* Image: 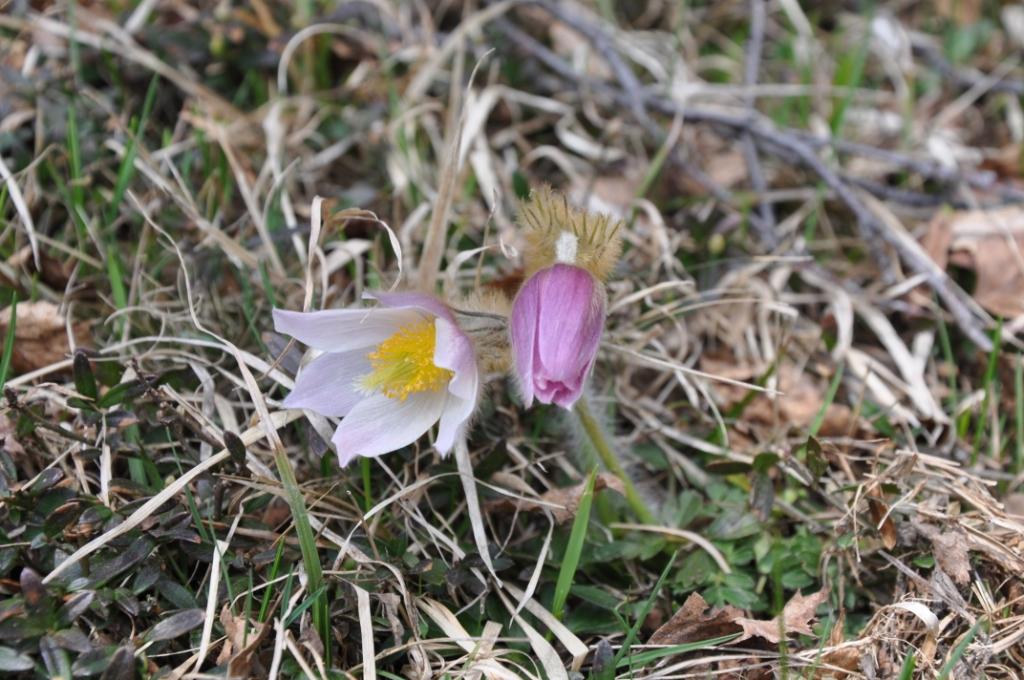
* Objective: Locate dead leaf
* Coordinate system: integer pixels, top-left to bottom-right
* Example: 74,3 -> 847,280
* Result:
569,167 -> 643,220
734,589 -> 828,644
547,22 -> 612,80
1004,493 -> 1024,518
0,413 -> 25,456
979,143 -> 1023,180
485,473 -> 624,524
932,531 -> 972,585
217,604 -> 270,678
913,522 -> 972,586
7,247 -> 72,291
819,609 -> 860,677
922,206 -> 1024,317
705,148 -> 748,189
299,611 -> 324,659
701,357 -> 856,437
867,487 -> 897,550
828,608 -> 845,647
0,301 -> 89,374
648,592 -> 744,645
935,0 -> 982,26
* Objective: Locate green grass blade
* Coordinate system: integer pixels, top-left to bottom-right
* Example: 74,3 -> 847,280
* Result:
361,456 -> 373,512
972,319 -> 1003,464
107,74 -> 160,225
611,550 -> 679,670
797,362 -> 845,460
0,292 -> 17,391
830,15 -> 872,136
937,617 -> 985,680
551,468 -> 597,621
258,538 -> 287,624
937,310 -> 958,412
898,649 -> 917,680
272,447 -> 329,662
65,102 -> 88,250
810,362 -> 845,439
1016,352 -> 1023,473
615,633 -> 740,668
105,245 -> 129,336
283,584 -> 327,627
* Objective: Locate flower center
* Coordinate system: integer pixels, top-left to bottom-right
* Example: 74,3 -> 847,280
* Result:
361,319 -> 453,400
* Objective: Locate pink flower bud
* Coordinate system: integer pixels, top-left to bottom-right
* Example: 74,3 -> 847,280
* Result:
510,264 -> 605,409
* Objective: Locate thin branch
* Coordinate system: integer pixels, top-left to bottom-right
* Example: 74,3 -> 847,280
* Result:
493,6 -> 995,350
740,0 -> 778,249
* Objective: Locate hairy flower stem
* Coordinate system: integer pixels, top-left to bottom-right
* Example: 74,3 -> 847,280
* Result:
575,397 -> 657,525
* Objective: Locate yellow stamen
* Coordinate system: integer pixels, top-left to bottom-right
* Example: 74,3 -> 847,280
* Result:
361,320 -> 453,400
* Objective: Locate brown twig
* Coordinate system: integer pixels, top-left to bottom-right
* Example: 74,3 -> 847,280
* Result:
913,40 -> 1024,96
493,5 -> 995,350
740,0 -> 778,249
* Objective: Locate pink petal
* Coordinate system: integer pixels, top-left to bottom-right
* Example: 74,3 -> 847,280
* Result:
282,350 -> 369,417
510,277 -> 539,407
364,291 -> 456,323
331,392 -> 444,466
510,264 -> 605,409
273,307 -> 419,352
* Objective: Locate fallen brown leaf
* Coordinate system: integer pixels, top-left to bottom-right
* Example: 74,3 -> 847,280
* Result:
217,604 -> 270,678
548,22 -> 612,80
734,589 -> 828,644
705,148 -> 748,189
819,609 -> 860,677
978,143 -> 1023,181
0,413 -> 25,456
0,301 -> 89,374
7,247 -> 72,291
867,487 -> 898,550
935,0 -> 982,25
914,522 -> 972,586
648,592 -> 744,646
1004,493 -> 1024,518
486,473 -> 625,524
932,531 -> 972,586
922,206 -> 1024,318
701,357 -> 857,439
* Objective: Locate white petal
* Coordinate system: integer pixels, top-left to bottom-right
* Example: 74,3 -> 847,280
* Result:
331,392 -> 444,466
364,291 -> 456,323
432,318 -> 478,455
273,307 -> 422,352
283,350 -> 370,417
433,317 -> 478,401
434,394 -> 475,455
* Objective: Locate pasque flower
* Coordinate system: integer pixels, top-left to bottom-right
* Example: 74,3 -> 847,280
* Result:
510,188 -> 622,409
274,292 -> 478,466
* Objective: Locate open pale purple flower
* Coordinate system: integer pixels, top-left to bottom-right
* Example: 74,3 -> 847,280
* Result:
510,263 -> 605,409
273,292 -> 478,466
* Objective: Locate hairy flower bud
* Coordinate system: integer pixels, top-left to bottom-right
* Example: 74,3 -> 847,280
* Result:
518,186 -> 623,281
